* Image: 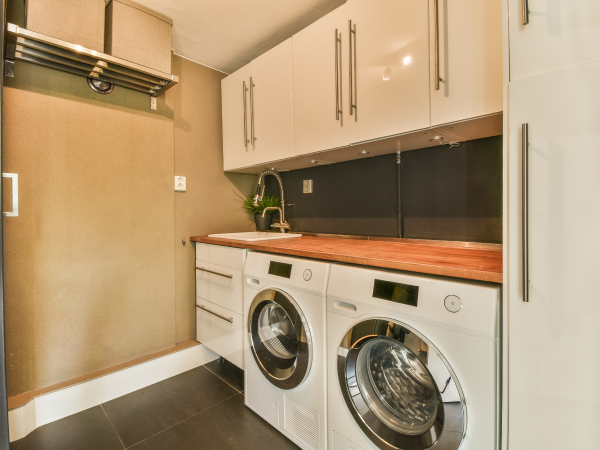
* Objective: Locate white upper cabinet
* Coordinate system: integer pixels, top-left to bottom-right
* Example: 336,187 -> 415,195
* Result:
347,0 -> 430,144
292,5 -> 349,156
251,39 -> 295,165
429,0 -> 503,126
222,64 -> 253,171
509,0 -> 600,81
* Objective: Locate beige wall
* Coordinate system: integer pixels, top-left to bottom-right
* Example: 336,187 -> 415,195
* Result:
2,55 -> 255,397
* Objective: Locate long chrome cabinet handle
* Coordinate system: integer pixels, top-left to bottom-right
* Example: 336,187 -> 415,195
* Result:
2,173 -> 18,217
523,0 -> 530,25
434,0 -> 440,90
349,20 -> 356,116
196,267 -> 233,279
250,77 -> 257,146
243,81 -> 249,149
522,124 -> 529,302
197,304 -> 234,323
335,29 -> 342,121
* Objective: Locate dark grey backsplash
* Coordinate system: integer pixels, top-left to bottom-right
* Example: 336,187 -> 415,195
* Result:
264,135 -> 503,243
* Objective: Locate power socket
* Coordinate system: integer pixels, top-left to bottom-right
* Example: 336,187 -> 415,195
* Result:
303,180 -> 313,193
175,176 -> 186,191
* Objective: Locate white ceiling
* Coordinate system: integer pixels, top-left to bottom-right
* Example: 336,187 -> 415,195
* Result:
130,0 -> 346,74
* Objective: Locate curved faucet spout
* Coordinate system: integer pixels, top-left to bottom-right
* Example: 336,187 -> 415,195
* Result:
254,170 -> 289,232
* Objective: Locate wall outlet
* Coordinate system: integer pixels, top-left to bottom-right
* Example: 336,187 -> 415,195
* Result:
175,176 -> 186,191
150,96 -> 157,110
303,180 -> 313,194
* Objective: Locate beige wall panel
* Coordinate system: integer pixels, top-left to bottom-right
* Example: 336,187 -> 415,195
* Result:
171,55 -> 257,343
3,62 -> 176,396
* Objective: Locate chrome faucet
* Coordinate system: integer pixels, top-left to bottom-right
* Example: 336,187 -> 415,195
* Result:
253,170 -> 290,233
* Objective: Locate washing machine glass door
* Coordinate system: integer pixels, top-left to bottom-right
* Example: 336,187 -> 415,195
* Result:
338,319 -> 465,450
248,288 -> 312,390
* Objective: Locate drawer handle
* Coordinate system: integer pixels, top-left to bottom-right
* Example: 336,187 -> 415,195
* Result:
197,305 -> 234,323
196,267 -> 233,279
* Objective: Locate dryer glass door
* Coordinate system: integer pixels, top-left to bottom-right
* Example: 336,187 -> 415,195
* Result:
338,319 -> 465,450
249,288 -> 312,390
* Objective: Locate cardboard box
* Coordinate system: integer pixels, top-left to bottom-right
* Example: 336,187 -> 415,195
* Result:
105,0 -> 172,74
25,0 -> 105,52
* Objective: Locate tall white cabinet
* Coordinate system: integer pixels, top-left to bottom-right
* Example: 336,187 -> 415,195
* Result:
507,60 -> 600,450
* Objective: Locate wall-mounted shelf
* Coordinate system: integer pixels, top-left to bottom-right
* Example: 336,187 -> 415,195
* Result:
4,23 -> 178,96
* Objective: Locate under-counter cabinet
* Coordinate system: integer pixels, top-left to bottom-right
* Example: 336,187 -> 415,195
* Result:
346,0 -> 430,143
429,0 -> 502,126
222,39 -> 294,171
509,0 -> 600,81
195,243 -> 247,368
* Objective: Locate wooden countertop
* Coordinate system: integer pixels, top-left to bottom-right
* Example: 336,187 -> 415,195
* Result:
190,235 -> 502,283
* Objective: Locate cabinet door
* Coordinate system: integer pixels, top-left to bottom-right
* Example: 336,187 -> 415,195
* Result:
251,39 -> 295,165
292,5 -> 349,156
222,64 -> 253,171
347,0 -> 430,144
430,0 -> 502,126
508,62 -> 600,449
509,0 -> 600,81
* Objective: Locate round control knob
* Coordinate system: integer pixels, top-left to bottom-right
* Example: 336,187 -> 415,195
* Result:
444,295 -> 462,313
303,269 -> 312,281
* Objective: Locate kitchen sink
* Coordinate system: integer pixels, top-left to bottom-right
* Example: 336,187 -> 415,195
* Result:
208,232 -> 302,241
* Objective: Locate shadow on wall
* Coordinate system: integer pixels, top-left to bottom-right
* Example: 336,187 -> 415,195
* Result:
265,135 -> 502,243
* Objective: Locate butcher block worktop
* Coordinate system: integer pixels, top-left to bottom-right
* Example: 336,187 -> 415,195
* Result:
191,235 -> 502,283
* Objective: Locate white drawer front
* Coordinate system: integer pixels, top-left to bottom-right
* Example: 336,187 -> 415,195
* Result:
195,243 -> 246,270
196,300 -> 244,369
195,262 -> 243,315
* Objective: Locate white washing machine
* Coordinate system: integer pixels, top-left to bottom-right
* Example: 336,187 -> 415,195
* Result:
244,251 -> 330,450
327,264 -> 500,450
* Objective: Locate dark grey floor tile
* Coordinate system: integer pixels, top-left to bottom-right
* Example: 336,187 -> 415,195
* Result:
102,366 -> 238,448
10,406 -> 123,450
130,394 -> 301,450
204,357 -> 244,393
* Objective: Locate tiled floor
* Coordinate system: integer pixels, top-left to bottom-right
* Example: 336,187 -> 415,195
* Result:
11,358 -> 300,450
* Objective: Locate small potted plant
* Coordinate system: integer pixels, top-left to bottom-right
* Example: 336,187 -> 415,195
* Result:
238,193 -> 282,231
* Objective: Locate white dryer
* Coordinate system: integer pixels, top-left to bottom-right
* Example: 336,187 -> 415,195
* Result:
327,264 -> 500,450
244,252 -> 330,450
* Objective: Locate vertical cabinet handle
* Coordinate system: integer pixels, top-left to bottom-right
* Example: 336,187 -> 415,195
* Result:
243,81 -> 249,150
434,0 -> 441,90
349,20 -> 356,116
250,77 -> 257,146
335,29 -> 342,122
522,124 -> 529,302
523,0 -> 530,25
2,173 -> 18,217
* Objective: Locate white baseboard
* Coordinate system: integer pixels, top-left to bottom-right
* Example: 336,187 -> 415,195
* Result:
8,343 -> 219,442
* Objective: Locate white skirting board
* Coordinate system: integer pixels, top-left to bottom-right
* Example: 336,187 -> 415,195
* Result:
8,343 -> 219,442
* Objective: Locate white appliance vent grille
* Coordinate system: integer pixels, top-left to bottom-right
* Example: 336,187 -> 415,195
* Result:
283,394 -> 320,450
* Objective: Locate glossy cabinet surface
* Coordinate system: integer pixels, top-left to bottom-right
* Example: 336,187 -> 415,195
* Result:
429,0 -> 502,126
222,64 -> 253,171
508,62 -> 600,449
251,39 -> 295,165
509,0 -> 600,81
292,5 -> 349,156
347,0 -> 430,143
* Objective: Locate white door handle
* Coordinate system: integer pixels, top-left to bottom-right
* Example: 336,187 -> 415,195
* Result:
2,173 -> 18,217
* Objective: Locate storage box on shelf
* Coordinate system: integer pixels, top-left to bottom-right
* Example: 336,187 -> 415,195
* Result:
25,0 -> 105,52
195,243 -> 248,369
105,0 -> 173,74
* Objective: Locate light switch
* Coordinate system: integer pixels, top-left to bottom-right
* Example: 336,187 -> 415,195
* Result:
175,176 -> 186,191
151,96 -> 157,110
303,180 -> 313,194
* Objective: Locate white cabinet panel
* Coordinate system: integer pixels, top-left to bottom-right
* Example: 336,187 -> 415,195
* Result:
195,243 -> 246,271
292,5 -> 349,156
508,62 -> 600,450
195,262 -> 243,315
196,300 -> 244,369
430,0 -> 502,126
251,39 -> 295,165
347,0 -> 430,143
222,64 -> 253,171
509,0 -> 600,81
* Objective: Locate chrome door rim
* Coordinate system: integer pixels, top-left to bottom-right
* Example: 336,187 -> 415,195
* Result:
337,318 -> 466,450
248,288 -> 312,390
